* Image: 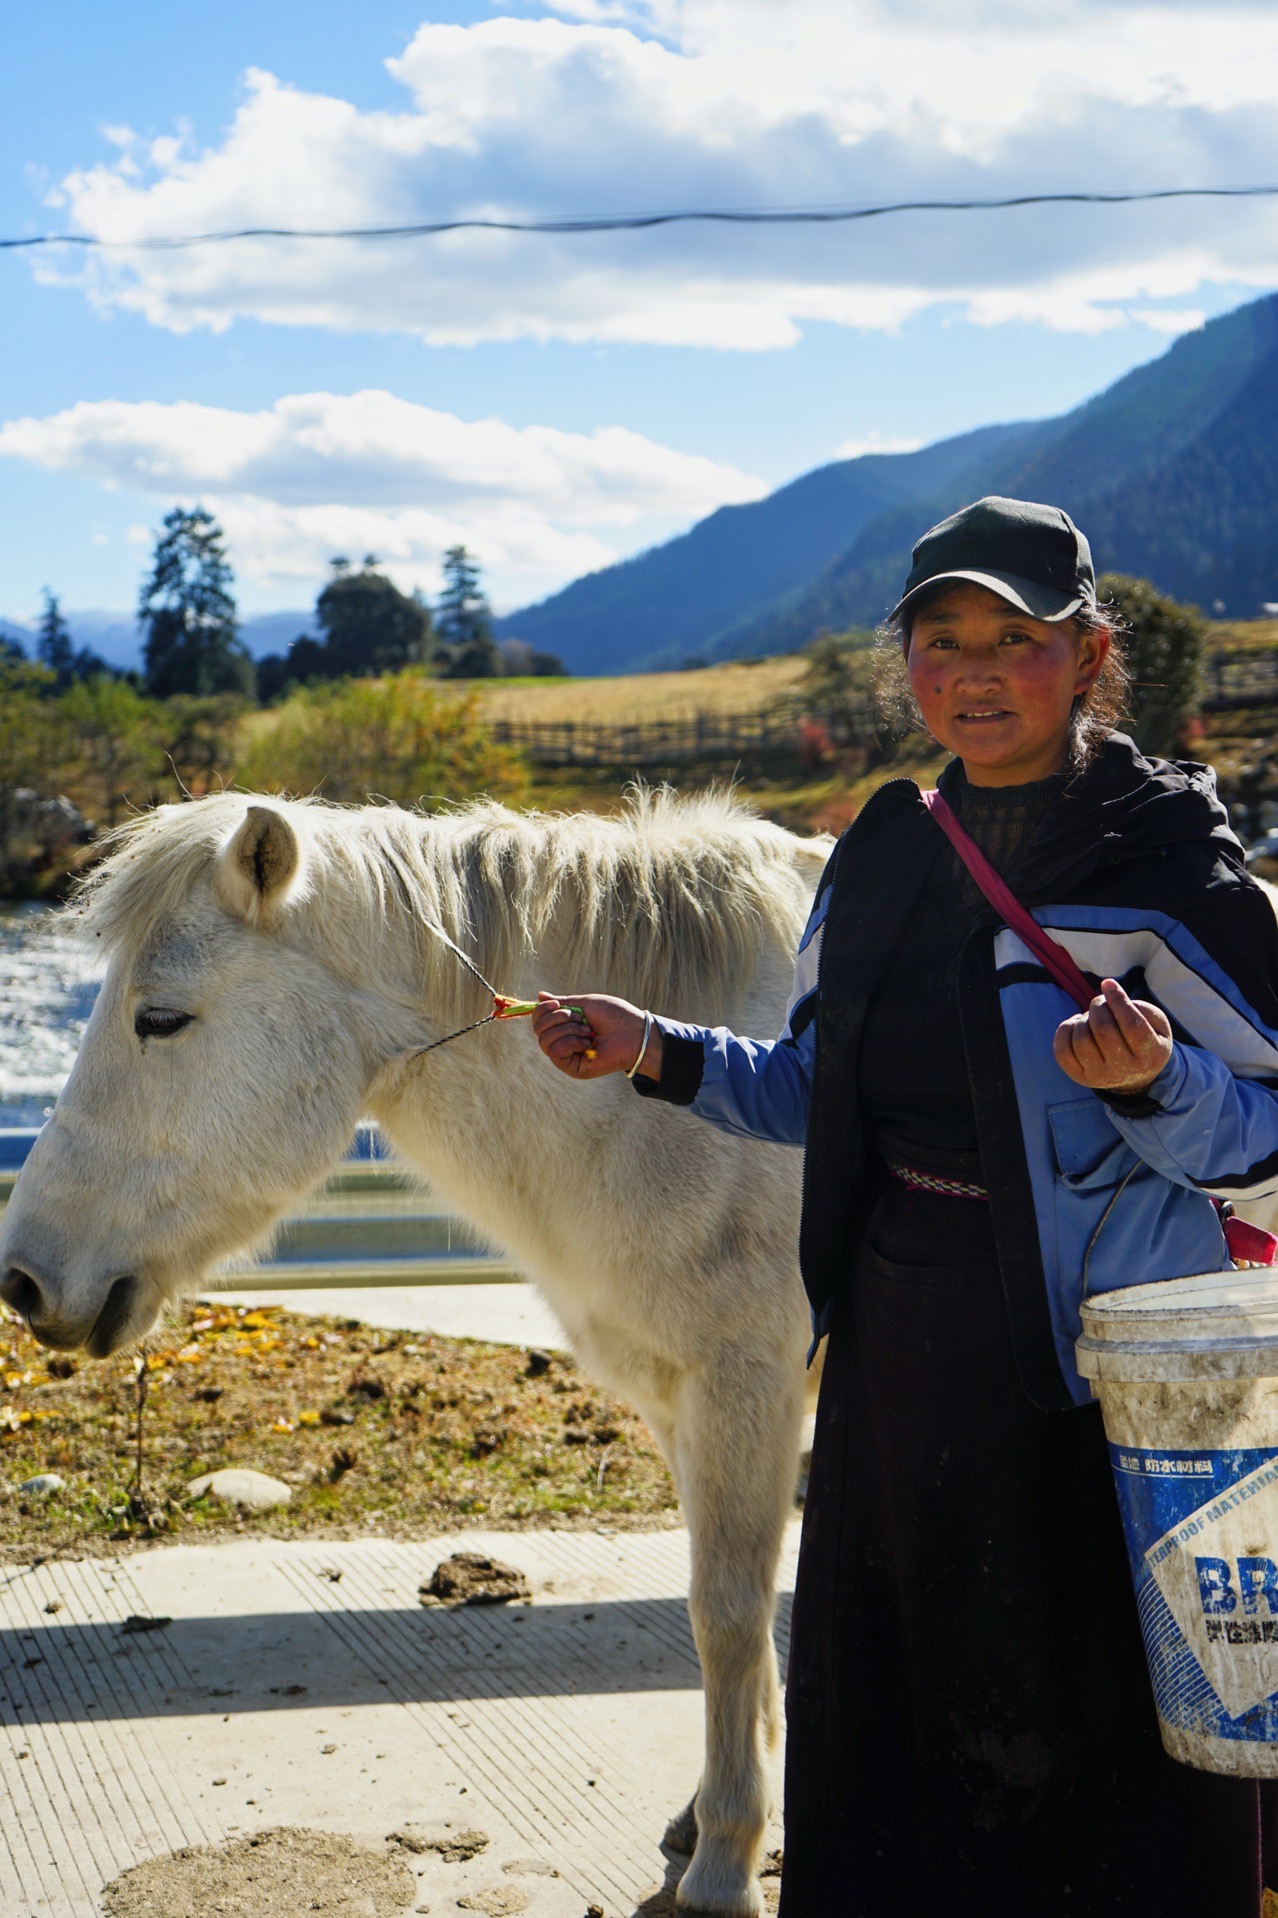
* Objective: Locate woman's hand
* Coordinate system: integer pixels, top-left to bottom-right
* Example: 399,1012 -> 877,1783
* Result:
1052,978 -> 1174,1095
531,992 -> 663,1082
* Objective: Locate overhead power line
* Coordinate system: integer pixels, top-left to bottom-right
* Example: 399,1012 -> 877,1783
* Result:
3,183 -> 1278,252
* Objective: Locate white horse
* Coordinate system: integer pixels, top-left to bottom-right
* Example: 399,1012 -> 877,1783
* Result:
1,789 -> 829,1917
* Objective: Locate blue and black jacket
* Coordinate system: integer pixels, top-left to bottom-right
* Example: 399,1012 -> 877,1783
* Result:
638,733 -> 1278,1411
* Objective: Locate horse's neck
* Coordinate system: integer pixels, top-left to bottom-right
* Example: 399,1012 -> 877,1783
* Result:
349,837 -> 577,1178
315,823 -> 502,1026
368,996 -> 596,1260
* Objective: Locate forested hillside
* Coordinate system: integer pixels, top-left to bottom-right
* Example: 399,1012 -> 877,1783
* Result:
501,293 -> 1278,671
496,423 -> 1037,672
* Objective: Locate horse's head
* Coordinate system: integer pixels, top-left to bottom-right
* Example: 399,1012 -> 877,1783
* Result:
1,801 -> 386,1354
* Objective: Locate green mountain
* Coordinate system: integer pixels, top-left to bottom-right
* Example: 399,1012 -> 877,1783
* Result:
500,293 -> 1278,672
497,421 -> 1038,672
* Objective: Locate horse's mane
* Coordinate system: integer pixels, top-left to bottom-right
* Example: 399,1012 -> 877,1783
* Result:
78,789 -> 828,1024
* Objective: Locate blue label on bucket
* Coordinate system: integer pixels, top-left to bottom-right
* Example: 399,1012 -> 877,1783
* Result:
1110,1443 -> 1278,1744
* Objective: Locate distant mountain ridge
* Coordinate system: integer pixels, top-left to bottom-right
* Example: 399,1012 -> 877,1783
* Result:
0,609 -> 314,672
500,293 -> 1278,672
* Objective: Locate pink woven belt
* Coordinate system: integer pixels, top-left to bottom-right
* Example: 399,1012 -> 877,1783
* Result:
885,1160 -> 989,1202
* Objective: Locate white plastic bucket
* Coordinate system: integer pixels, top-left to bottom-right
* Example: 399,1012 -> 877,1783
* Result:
1077,1269 -> 1278,1777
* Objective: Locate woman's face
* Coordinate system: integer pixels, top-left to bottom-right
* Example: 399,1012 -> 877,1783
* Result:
906,581 -> 1108,786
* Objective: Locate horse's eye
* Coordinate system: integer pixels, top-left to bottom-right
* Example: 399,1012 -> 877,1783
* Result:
134,1008 -> 194,1040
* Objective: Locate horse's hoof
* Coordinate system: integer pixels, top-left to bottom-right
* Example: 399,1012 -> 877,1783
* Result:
675,1847 -> 764,1917
663,1798 -> 699,1856
674,1881 -> 763,1918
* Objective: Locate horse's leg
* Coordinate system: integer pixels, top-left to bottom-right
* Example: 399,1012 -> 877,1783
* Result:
604,1391 -> 706,1858
671,1352 -> 803,1917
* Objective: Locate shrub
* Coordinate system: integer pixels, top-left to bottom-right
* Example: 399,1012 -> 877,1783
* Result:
0,657 -> 68,887
60,675 -> 165,828
1096,573 -> 1207,759
160,693 -> 249,797
234,671 -> 527,808
791,630 -> 878,747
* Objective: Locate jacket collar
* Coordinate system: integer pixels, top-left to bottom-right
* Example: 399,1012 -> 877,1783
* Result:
871,732 -> 1243,903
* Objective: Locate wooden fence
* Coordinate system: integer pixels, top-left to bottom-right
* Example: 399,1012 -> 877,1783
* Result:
487,708 -> 819,767
486,648 -> 1278,769
1201,648 -> 1278,711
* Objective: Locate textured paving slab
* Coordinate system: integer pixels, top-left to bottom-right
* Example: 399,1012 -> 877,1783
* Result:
0,1524 -> 798,1917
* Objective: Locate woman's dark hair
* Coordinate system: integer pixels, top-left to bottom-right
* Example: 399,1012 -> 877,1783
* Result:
873,586 -> 1131,768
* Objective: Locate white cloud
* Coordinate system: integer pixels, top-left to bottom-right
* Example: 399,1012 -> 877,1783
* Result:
1129,305 -> 1206,334
0,390 -> 765,605
34,6 -> 1278,348
833,431 -> 923,459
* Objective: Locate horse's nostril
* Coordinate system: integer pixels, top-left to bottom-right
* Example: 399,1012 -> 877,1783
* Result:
0,1266 -> 44,1324
86,1275 -> 140,1359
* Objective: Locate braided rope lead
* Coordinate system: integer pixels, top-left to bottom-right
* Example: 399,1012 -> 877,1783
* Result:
407,918 -> 598,1064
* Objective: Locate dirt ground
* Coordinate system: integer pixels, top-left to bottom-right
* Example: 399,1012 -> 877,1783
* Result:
98,1826 -> 782,1918
101,1828 -> 418,1917
0,1301 -> 678,1555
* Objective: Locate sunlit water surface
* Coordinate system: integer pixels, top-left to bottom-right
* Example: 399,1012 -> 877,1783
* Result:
0,904 -> 103,1129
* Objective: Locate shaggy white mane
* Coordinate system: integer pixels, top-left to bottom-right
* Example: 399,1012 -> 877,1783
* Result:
77,788 -> 828,1024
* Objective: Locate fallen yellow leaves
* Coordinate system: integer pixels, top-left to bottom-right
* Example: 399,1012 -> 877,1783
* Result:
0,1407 -> 50,1432
0,1299 -> 678,1545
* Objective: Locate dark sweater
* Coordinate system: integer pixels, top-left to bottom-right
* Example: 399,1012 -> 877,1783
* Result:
856,767 -> 1066,1179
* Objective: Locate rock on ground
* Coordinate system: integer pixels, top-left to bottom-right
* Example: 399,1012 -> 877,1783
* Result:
18,1474 -> 65,1496
502,1857 -> 558,1878
456,1890 -> 529,1916
419,1553 -> 530,1607
387,1826 -> 489,1862
187,1468 -> 293,1511
100,1826 -> 415,1917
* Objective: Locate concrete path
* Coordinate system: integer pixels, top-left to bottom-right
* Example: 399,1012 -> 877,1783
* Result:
0,1523 -> 798,1917
201,1281 -> 568,1350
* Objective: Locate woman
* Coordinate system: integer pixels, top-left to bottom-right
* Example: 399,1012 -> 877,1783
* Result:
533,495 -> 1278,1914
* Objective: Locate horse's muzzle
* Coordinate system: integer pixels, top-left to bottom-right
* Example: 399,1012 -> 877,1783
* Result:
0,1265 -> 145,1357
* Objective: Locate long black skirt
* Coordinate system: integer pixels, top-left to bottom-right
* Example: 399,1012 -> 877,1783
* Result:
778,1182 -> 1275,1916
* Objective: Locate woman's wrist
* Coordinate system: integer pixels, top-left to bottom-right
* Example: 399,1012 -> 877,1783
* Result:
633,1018 -> 663,1082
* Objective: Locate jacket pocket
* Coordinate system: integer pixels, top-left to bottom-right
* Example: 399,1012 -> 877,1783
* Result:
1048,1097 -> 1138,1191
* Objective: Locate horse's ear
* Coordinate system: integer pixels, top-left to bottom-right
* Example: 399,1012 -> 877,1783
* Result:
215,805 -> 302,924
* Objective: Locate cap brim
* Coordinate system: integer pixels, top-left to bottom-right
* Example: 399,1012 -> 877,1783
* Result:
890,568 -> 1085,625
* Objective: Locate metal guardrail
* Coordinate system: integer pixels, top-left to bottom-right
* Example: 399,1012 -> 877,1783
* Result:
0,1124 -> 522,1291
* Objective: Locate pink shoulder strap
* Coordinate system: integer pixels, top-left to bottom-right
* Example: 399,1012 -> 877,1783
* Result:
922,788 -> 1277,1266
922,788 -> 1094,1010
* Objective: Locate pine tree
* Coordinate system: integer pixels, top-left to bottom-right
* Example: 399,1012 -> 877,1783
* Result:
435,545 -> 500,678
139,507 -> 253,699
37,588 -> 75,688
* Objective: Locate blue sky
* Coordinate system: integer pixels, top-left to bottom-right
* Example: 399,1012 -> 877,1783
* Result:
3,0 -> 1277,631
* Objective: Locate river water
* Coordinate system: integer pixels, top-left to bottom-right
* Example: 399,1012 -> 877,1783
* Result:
0,904 -> 102,1129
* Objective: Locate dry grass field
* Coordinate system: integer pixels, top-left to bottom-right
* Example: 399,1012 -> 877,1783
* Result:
0,1300 -> 678,1555
1207,616 -> 1278,653
473,654 -> 806,723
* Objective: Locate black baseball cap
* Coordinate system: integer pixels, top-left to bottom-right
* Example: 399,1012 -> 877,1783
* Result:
890,495 -> 1096,626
